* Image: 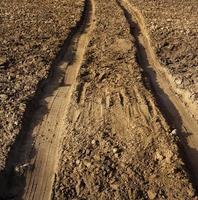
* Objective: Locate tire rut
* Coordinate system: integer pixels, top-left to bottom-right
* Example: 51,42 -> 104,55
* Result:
117,0 -> 198,189
0,0 -> 95,199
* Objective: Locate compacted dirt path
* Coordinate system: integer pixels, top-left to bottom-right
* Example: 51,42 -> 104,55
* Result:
52,0 -> 196,199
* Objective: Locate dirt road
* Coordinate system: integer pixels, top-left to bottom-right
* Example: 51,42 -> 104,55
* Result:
0,0 -> 197,199
52,0 -> 197,199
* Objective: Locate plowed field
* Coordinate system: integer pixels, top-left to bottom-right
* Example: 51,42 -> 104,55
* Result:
0,0 -> 197,199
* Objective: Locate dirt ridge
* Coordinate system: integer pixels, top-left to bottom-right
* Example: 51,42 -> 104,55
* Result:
118,0 -> 198,189
124,0 -> 198,123
0,0 -> 95,199
0,0 -> 197,199
52,0 -> 196,198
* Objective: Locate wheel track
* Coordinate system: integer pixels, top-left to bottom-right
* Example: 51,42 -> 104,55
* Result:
51,0 -> 197,198
23,0 -> 95,199
0,0 -> 95,199
117,0 -> 198,188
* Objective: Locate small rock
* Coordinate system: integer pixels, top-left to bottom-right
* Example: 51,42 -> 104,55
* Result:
19,103 -> 26,111
114,153 -> 119,158
76,159 -> 81,165
15,83 -> 21,90
170,129 -> 177,136
83,160 -> 91,168
0,65 -> 6,69
0,56 -> 7,66
155,152 -> 164,161
86,149 -> 91,156
93,154 -> 100,161
147,190 -> 157,199
113,147 -> 118,154
175,78 -> 183,85
0,94 -> 8,100
15,163 -> 32,175
164,150 -> 174,163
91,139 -> 96,145
187,187 -> 195,197
110,182 -> 119,190
91,139 -> 99,146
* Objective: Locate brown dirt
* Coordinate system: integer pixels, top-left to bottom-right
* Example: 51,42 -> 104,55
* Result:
0,0 -> 197,199
122,0 -> 198,186
129,0 -> 198,122
0,0 -> 84,172
52,0 -> 196,199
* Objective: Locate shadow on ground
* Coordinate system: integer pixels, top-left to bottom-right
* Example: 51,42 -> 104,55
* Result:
117,0 -> 198,193
0,1 -> 90,198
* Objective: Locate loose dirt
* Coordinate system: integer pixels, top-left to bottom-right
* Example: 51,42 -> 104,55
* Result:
120,0 -> 198,185
0,0 -> 197,199
0,0 -> 84,172
52,0 -> 196,199
23,1 -> 95,199
0,0 -> 94,199
129,0 -> 198,123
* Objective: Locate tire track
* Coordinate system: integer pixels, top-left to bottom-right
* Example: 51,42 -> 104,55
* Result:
23,1 -> 95,199
117,0 -> 198,188
0,0 -> 95,199
52,0 -> 196,198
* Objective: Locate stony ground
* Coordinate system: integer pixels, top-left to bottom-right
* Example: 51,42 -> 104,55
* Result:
129,0 -> 198,119
52,0 -> 196,199
0,0 -> 84,171
0,0 -> 197,199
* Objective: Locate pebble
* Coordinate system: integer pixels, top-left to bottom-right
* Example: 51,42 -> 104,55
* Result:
86,149 -> 91,156
155,152 -> 164,161
0,94 -> 8,100
147,190 -> 157,199
0,0 -> 88,177
92,139 -> 99,146
76,159 -> 81,165
83,160 -> 91,168
175,78 -> 183,85
0,65 -> 6,69
91,139 -> 96,145
113,147 -> 118,154
0,56 -> 7,66
15,163 -> 32,175
170,129 -> 177,136
93,154 -> 100,161
114,153 -> 119,158
110,182 -> 119,190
